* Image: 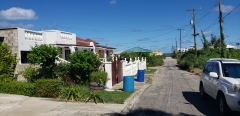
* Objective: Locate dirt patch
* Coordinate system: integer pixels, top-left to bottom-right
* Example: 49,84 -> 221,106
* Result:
191,68 -> 202,77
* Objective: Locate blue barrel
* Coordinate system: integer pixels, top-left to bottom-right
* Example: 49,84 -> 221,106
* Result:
123,76 -> 134,92
137,70 -> 145,82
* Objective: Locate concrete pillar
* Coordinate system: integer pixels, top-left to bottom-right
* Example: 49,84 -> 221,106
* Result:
104,50 -> 107,61
104,62 -> 112,89
62,47 -> 65,59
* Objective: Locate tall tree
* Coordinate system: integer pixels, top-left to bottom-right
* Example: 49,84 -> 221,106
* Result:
201,31 -> 209,50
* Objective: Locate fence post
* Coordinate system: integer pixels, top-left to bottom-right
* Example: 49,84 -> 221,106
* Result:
104,62 -> 112,89
121,58 -> 126,76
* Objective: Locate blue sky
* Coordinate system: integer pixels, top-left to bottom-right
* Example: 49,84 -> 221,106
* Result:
0,0 -> 240,53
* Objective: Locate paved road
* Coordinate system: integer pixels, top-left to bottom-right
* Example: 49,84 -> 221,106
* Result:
126,57 -> 220,116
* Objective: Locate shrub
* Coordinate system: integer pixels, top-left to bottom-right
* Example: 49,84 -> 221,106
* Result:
55,63 -> 74,85
0,43 -> 17,82
0,81 -> 36,96
90,71 -> 108,85
28,44 -> 60,78
68,51 -> 102,84
22,66 -> 41,82
35,79 -> 64,98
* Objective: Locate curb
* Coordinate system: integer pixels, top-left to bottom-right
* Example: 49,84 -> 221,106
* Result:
120,68 -> 160,114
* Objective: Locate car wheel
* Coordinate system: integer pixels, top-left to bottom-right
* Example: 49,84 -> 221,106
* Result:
218,94 -> 231,116
200,83 -> 207,99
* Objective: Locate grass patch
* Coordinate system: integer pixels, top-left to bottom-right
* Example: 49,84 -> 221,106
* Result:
144,69 -> 156,74
145,75 -> 152,84
95,91 -> 133,104
58,85 -> 132,104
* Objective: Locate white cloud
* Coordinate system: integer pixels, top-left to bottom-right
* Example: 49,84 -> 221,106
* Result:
0,7 -> 37,20
110,0 -> 117,4
215,5 -> 235,13
0,22 -> 34,29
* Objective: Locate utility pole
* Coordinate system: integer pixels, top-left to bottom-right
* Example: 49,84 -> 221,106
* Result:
177,29 -> 184,53
175,38 -> 177,51
218,0 -> 224,58
187,8 -> 201,56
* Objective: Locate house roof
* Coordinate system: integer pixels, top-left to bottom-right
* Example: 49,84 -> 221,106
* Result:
84,38 -> 99,44
75,37 -> 116,49
96,44 -> 116,49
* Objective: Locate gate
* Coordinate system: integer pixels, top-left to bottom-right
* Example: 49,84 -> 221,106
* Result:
112,55 -> 123,86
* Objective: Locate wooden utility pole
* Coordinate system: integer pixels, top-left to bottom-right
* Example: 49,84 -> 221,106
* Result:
175,38 -> 177,51
177,29 -> 184,53
218,0 -> 224,58
187,8 -> 201,56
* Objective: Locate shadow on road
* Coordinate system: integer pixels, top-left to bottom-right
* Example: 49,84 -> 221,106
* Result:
182,91 -> 240,116
104,108 -> 196,116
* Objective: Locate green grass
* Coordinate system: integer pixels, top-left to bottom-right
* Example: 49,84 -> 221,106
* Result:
144,69 -> 156,74
95,91 -> 133,104
58,85 -> 133,104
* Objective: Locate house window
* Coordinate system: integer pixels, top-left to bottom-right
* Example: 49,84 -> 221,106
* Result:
0,37 -> 4,43
65,50 -> 70,61
21,51 -> 30,64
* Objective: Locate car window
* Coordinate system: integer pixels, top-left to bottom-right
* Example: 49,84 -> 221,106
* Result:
222,64 -> 240,78
212,63 -> 220,76
203,62 -> 213,74
203,63 -> 209,74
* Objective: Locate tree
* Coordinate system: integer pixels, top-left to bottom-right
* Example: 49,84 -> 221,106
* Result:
210,34 -> 217,46
201,31 -> 209,50
28,44 -> 60,78
0,43 -> 17,81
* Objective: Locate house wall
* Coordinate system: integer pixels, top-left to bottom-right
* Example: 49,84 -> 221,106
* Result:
44,30 -> 76,44
0,29 -> 19,58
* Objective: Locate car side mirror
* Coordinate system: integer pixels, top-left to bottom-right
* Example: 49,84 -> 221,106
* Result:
209,72 -> 218,78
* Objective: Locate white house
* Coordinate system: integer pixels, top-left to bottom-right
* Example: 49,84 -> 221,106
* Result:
0,27 -> 115,76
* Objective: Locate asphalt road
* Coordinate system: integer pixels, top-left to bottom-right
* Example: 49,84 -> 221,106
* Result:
127,57 -> 221,116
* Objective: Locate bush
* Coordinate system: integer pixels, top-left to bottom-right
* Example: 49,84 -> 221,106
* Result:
90,71 -> 108,85
22,66 -> 41,82
0,43 -> 17,82
35,79 -> 64,98
0,81 -> 36,96
55,63 -> 74,85
68,51 -> 102,84
28,44 -> 60,78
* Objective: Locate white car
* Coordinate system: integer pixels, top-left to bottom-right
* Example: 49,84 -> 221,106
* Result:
199,58 -> 240,116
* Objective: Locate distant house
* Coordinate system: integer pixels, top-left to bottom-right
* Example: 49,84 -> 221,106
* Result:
153,49 -> 163,56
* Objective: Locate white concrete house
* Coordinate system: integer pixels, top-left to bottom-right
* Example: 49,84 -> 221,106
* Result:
0,27 -> 115,73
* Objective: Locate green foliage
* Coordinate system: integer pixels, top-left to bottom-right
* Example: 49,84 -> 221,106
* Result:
144,69 -> 156,74
68,51 -> 102,84
201,31 -> 209,51
28,44 -> 60,78
90,71 -> 108,85
55,63 -> 74,85
0,81 -> 36,96
35,79 -> 64,98
58,86 -> 82,102
147,55 -> 164,67
0,43 -> 17,82
85,92 -> 104,104
22,66 -> 41,82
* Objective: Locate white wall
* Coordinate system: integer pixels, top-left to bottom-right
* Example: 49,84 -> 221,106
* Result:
44,30 -> 76,44
17,28 -> 77,64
